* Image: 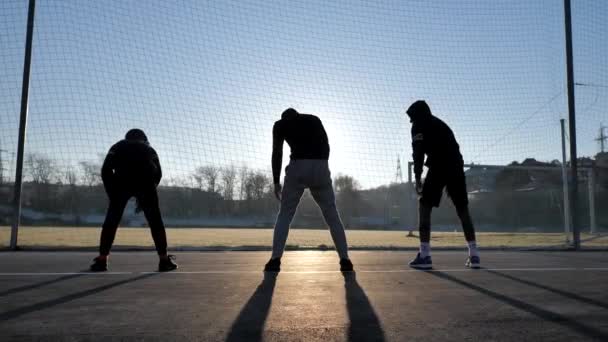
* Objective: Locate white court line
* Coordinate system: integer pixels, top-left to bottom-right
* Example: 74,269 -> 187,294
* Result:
1,267 -> 608,276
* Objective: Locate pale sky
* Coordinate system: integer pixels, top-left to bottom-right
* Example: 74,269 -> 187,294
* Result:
1,0 -> 606,188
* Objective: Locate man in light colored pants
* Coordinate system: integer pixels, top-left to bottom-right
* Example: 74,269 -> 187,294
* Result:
264,108 -> 353,272
271,159 -> 349,261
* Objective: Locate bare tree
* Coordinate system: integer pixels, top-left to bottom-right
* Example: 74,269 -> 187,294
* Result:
238,165 -> 249,200
79,161 -> 101,186
249,171 -> 270,200
26,153 -> 57,184
193,165 -> 221,193
24,153 -> 58,212
61,165 -> 78,186
333,174 -> 362,228
334,174 -> 360,193
221,165 -> 237,201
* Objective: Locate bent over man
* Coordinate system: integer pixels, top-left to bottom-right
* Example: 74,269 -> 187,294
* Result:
264,108 -> 353,272
406,100 -> 480,269
90,129 -> 177,272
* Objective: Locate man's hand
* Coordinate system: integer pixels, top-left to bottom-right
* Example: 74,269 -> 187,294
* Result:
274,183 -> 282,201
415,178 -> 423,195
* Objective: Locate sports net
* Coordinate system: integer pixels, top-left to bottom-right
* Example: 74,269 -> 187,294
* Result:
1,1 -> 607,249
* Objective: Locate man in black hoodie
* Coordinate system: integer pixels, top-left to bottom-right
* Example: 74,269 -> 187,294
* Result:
264,108 -> 353,272
90,129 -> 177,272
406,100 -> 480,269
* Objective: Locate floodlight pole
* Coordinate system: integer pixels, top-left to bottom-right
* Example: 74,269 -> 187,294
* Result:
564,0 -> 579,250
10,0 -> 37,250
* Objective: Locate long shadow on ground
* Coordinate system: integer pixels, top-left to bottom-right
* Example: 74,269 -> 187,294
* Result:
225,272 -> 277,342
486,269 -> 608,310
426,270 -> 608,340
343,272 -> 386,342
0,273 -> 85,297
0,273 -> 158,322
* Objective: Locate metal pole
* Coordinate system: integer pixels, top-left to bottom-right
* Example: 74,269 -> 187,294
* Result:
564,0 -> 579,249
10,0 -> 37,250
560,119 -> 571,243
588,169 -> 596,234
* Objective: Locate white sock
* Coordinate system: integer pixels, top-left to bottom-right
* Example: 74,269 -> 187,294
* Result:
419,242 -> 431,258
467,241 -> 479,257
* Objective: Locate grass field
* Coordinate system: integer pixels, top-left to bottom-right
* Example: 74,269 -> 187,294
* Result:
1,226 -> 607,249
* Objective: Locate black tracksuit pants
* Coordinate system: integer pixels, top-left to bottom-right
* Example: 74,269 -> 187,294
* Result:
99,187 -> 167,256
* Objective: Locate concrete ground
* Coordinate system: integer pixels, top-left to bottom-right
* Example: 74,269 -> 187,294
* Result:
0,251 -> 607,341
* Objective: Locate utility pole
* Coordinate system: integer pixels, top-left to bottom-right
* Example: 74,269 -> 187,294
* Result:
596,124 -> 607,153
395,155 -> 403,184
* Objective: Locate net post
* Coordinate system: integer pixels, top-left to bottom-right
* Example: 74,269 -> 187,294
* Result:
560,119 -> 571,243
564,0 -> 579,250
10,0 -> 37,250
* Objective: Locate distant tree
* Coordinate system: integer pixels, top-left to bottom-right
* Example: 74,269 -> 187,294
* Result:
334,174 -> 360,193
79,161 -> 102,186
60,165 -> 78,186
59,165 -> 81,221
193,165 -> 221,194
334,174 -> 362,227
221,165 -> 237,201
26,153 -> 56,184
248,171 -> 270,200
238,165 -> 249,201
25,153 -> 58,212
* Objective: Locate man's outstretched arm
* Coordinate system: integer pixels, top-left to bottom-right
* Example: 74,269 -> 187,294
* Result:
272,123 -> 284,199
411,126 -> 425,192
151,148 -> 162,186
101,147 -> 116,196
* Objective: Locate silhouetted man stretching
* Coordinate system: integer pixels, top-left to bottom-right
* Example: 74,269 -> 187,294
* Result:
264,108 -> 353,272
90,129 -> 177,272
406,101 -> 480,269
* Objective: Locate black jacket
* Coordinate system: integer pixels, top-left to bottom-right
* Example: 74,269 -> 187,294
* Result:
411,115 -> 463,180
101,139 -> 162,192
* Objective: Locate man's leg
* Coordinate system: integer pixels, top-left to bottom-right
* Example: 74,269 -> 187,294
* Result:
137,189 -> 168,257
418,201 -> 433,255
270,178 -> 305,260
417,169 -> 443,257
447,168 -> 480,267
310,184 -> 349,260
409,169 -> 443,269
99,193 -> 130,256
138,188 -> 178,271
456,204 -> 477,243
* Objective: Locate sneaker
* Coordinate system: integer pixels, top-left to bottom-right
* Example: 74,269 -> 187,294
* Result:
158,255 -> 178,272
90,257 -> 108,272
340,258 -> 354,272
409,253 -> 432,270
466,255 -> 481,269
264,258 -> 281,272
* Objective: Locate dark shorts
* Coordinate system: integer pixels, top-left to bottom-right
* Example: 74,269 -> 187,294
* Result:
420,167 -> 468,208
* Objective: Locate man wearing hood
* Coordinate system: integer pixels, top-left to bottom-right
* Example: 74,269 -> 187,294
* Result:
90,129 -> 177,272
264,108 -> 353,272
406,100 -> 480,269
